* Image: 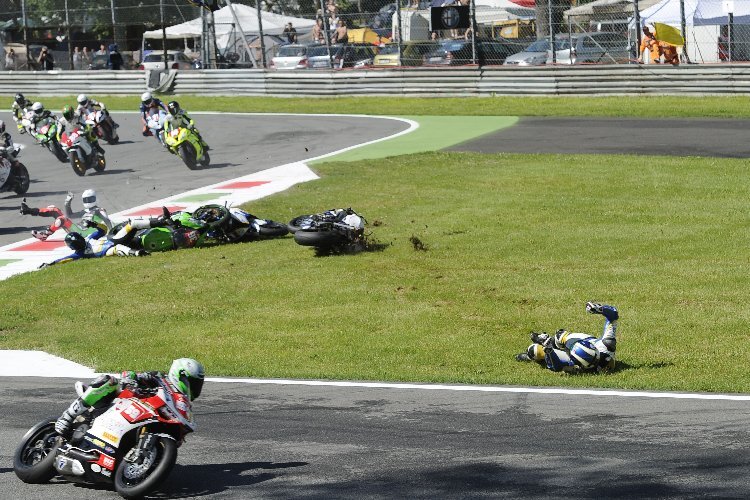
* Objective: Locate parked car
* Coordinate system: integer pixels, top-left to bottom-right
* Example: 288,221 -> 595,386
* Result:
305,44 -> 376,69
372,41 -> 438,67
139,50 -> 195,70
270,44 -> 310,70
503,32 -> 631,66
422,38 -> 528,66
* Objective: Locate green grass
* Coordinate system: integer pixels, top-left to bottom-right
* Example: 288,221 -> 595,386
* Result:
10,94 -> 750,119
3,151 -> 750,393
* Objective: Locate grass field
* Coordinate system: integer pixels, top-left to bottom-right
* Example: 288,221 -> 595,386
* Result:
2,142 -> 749,393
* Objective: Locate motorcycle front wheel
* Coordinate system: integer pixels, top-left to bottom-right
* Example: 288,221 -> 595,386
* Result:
178,143 -> 198,170
69,151 -> 86,176
94,154 -> 106,172
114,436 -> 177,499
294,229 -> 347,247
13,418 -> 60,484
258,220 -> 290,238
287,214 -> 316,234
52,141 -> 68,163
12,163 -> 30,194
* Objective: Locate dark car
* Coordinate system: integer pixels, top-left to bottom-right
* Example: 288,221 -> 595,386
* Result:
423,38 -> 528,66
305,44 -> 377,69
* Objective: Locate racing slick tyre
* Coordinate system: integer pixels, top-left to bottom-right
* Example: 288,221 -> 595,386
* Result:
192,204 -> 230,229
13,418 -> 60,484
258,221 -> 289,238
69,151 -> 86,177
287,214 -> 316,234
199,151 -> 210,167
114,435 -> 177,499
52,141 -> 68,163
13,163 -> 30,194
178,143 -> 198,170
94,154 -> 106,172
294,229 -> 346,247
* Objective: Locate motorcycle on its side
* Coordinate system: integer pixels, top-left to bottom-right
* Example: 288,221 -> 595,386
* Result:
192,204 -> 289,243
0,145 -> 30,195
13,378 -> 193,499
164,125 -> 210,170
85,109 -> 119,144
60,125 -> 106,177
288,208 -> 366,249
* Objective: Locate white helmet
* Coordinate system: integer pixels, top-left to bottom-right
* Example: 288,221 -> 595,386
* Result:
76,94 -> 88,105
141,91 -> 152,103
31,102 -> 44,114
81,189 -> 97,210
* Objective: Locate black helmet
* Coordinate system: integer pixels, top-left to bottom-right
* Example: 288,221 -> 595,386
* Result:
62,105 -> 74,121
14,93 -> 25,105
64,232 -> 86,253
167,101 -> 180,116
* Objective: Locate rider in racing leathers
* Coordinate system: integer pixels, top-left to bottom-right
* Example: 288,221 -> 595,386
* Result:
55,358 -> 205,439
40,228 -> 148,267
11,93 -> 33,134
27,102 -> 57,143
74,94 -> 105,119
164,100 -> 209,150
0,120 -> 20,162
139,91 -> 168,141
58,104 -> 105,155
516,302 -> 619,374
20,188 -> 112,241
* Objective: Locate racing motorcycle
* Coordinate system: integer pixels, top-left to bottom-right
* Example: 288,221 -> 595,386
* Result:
13,378 -> 193,499
84,108 -> 119,144
33,116 -> 68,163
193,204 -> 289,243
288,208 -> 366,248
145,109 -> 167,147
164,125 -> 210,170
59,125 -> 106,177
0,145 -> 30,195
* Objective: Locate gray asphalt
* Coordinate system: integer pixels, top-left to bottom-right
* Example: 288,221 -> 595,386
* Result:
449,117 -> 750,158
1,378 -> 749,499
0,112 -> 408,247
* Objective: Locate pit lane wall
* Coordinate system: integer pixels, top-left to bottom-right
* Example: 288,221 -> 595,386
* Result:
2,65 -> 750,96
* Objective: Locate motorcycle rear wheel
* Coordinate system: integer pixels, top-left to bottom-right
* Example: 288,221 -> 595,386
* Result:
13,418 -> 60,484
69,151 -> 86,177
13,163 -> 30,194
178,143 -> 198,170
294,229 -> 346,247
114,436 -> 177,499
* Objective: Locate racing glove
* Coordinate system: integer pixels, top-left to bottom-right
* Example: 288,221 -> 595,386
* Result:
19,200 -> 31,215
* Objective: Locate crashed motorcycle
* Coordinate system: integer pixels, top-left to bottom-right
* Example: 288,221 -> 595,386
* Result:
32,116 -> 68,163
13,378 -> 193,499
60,125 -> 106,177
288,208 -> 366,248
164,125 -> 209,170
84,108 -> 119,144
0,145 -> 30,195
193,204 -> 289,243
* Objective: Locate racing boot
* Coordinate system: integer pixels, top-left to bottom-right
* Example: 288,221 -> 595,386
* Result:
55,397 -> 89,439
93,140 -> 105,155
586,302 -> 619,322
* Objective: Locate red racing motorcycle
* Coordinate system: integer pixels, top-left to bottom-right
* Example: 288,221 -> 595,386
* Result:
14,378 -> 194,499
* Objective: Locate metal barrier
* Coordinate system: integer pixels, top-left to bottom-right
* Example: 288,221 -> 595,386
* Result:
3,65 -> 750,96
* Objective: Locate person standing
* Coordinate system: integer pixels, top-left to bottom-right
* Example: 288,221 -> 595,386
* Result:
312,18 -> 324,43
96,43 -> 108,56
72,46 -> 82,70
283,22 -> 298,44
108,44 -> 123,70
5,48 -> 16,70
81,46 -> 92,69
638,26 -> 661,64
37,47 -> 54,70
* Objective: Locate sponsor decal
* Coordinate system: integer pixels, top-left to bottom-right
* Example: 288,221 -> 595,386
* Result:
90,463 -> 101,473
105,445 -> 116,454
102,431 -> 120,444
101,469 -> 112,477
97,453 -> 115,471
121,402 -> 147,423
58,457 -> 67,470
175,399 -> 188,412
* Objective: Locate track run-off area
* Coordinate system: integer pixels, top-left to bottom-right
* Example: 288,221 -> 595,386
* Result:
2,113 -> 750,498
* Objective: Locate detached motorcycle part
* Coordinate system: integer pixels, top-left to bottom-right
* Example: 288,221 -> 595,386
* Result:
114,435 -> 177,499
13,417 -> 60,484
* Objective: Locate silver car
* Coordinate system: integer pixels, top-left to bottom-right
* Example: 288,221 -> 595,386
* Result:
503,32 -> 631,66
271,44 -> 309,70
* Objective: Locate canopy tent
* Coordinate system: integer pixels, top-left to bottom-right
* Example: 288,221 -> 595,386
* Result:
143,3 -> 316,48
640,0 -> 750,25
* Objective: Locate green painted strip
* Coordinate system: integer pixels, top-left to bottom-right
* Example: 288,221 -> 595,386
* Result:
173,192 -> 231,203
313,115 -> 519,163
0,259 -> 21,268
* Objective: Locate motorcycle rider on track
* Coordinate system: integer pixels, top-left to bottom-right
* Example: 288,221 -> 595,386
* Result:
139,91 -> 168,140
164,100 -> 209,151
28,102 -> 57,144
58,104 -> 105,155
11,92 -> 33,134
0,120 -> 20,162
74,94 -> 107,119
516,302 -> 619,373
55,358 -> 205,439
20,188 -> 112,241
40,228 -> 148,267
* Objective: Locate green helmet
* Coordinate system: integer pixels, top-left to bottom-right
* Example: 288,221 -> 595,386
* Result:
62,105 -> 74,121
168,358 -> 205,400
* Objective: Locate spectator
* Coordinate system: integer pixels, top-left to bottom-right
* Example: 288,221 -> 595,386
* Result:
331,19 -> 348,44
638,26 -> 660,64
108,44 -> 123,70
37,47 -> 54,70
5,48 -> 16,70
72,46 -> 82,70
326,0 -> 338,19
282,22 -> 298,44
312,18 -> 324,43
96,44 -> 108,56
81,47 -> 92,69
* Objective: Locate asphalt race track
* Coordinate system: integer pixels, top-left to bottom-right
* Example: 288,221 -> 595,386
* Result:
449,117 -> 750,158
1,378 -> 749,499
0,112 -> 409,247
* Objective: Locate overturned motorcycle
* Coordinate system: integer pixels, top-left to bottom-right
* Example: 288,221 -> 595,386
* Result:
60,125 -> 106,177
288,208 -> 366,249
13,378 -> 192,499
0,145 -> 30,195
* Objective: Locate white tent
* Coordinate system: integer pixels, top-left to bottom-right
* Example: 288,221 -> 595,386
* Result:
143,3 -> 316,48
640,0 -> 750,25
